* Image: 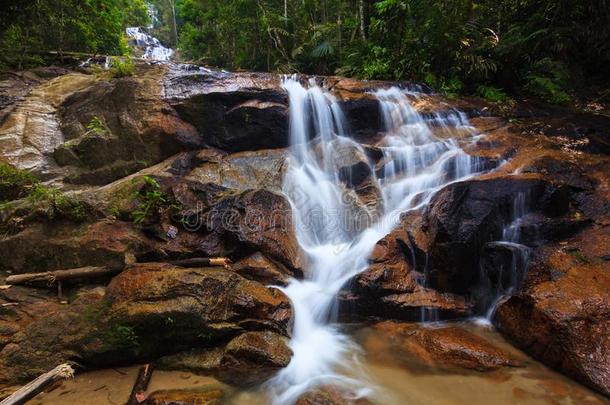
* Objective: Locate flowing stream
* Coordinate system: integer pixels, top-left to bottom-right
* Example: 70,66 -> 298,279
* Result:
269,79 -> 491,403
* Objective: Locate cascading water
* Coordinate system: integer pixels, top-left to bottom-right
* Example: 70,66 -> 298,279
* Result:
269,79 -> 491,404
125,5 -> 173,61
477,192 -> 532,322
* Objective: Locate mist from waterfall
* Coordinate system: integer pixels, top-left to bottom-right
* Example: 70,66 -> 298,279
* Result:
269,79 -> 488,404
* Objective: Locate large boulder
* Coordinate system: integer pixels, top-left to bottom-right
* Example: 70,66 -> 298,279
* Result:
158,331 -> 292,386
495,226 -> 610,396
164,67 -> 289,152
421,175 -> 559,294
0,263 -> 292,384
360,321 -> 523,372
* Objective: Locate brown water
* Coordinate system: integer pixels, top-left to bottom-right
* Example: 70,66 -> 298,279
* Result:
17,321 -> 609,405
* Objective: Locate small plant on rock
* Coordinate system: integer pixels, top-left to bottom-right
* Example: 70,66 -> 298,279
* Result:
131,176 -> 178,225
85,116 -> 107,135
0,163 -> 40,202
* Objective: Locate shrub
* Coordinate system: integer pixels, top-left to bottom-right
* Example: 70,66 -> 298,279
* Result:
525,75 -> 571,104
131,176 -> 178,225
0,163 -> 40,202
477,85 -> 510,103
109,57 -> 135,78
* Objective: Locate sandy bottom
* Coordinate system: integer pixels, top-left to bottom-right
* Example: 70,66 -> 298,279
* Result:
11,321 -> 609,405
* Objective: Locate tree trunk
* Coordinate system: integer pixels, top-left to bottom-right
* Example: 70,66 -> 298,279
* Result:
359,0 -> 367,40
0,364 -> 74,405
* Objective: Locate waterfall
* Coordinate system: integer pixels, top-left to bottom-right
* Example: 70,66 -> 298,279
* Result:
269,79 -> 487,404
125,4 -> 173,61
477,192 -> 532,322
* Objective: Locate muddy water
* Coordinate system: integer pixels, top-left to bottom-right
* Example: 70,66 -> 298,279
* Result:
22,322 -> 608,404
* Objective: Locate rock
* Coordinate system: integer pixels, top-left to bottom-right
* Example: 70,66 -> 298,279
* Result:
146,387 -> 226,405
158,331 -> 292,386
295,386 -> 373,405
0,286 -> 62,349
232,252 -> 293,285
0,263 -> 292,385
199,189 -> 302,271
107,263 -> 292,339
164,68 -> 289,152
362,321 -> 523,372
0,220 -> 155,273
421,176 -> 548,294
0,72 -> 94,180
56,66 -> 202,184
495,226 -> 610,396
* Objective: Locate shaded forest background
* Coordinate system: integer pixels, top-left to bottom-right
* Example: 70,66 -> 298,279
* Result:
1,0 -> 608,103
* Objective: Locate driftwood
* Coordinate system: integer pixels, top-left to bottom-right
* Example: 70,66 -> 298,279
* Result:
169,257 -> 231,269
0,364 -> 74,405
5,266 -> 118,286
126,364 -> 154,405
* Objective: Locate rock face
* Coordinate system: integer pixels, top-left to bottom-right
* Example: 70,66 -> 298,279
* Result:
55,65 -> 202,185
495,226 -> 610,396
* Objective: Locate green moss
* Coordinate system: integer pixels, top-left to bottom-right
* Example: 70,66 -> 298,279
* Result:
102,324 -> 139,350
0,163 -> 40,202
27,185 -> 90,222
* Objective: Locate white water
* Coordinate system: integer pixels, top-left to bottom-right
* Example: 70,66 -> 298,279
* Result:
269,80 -> 491,403
125,26 -> 174,61
479,192 -> 532,322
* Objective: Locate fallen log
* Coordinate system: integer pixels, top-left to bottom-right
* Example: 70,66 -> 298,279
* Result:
169,257 -> 231,269
0,363 -> 74,405
6,266 -> 118,286
126,364 -> 154,405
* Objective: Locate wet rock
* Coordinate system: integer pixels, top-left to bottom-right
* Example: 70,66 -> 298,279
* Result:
200,189 -> 302,271
107,263 -> 292,338
158,331 -> 291,386
363,321 -> 523,372
421,176 -> 547,294
232,252 -> 293,285
164,68 -> 288,152
146,387 -> 226,405
295,386 -> 373,405
495,226 -> 610,396
0,72 -> 94,179
0,263 -> 292,385
0,220 -> 155,273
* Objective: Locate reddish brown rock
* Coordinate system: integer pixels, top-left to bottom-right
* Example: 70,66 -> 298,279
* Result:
157,331 -> 292,386
296,386 -> 373,405
496,226 -> 610,397
363,321 -> 523,372
0,219 -> 155,273
146,387 -> 226,405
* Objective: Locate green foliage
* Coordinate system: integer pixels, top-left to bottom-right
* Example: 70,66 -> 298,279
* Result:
167,0 -> 608,100
102,324 -> 140,350
109,57 -> 135,78
477,85 -> 510,102
131,176 -> 177,225
0,0 -> 149,68
27,185 -> 89,222
86,116 -> 107,135
0,163 -> 40,202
